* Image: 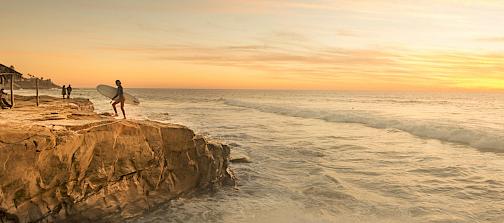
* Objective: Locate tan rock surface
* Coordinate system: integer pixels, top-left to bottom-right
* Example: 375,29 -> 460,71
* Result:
0,96 -> 235,222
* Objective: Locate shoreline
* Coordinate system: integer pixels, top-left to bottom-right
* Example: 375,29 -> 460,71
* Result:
0,95 -> 236,222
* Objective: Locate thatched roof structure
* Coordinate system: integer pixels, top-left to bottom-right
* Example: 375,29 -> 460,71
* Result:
0,64 -> 22,77
0,64 -> 59,89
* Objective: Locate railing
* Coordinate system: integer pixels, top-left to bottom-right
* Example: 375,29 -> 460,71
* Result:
0,73 -> 42,108
1,73 -> 15,107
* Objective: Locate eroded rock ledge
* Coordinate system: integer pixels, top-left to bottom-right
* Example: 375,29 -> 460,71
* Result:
0,96 -> 235,222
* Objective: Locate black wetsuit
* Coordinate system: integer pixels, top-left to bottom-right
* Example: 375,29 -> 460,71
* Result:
113,86 -> 124,102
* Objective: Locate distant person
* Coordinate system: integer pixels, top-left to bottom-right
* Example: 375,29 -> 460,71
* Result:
61,85 -> 67,99
111,80 -> 126,119
0,88 -> 12,109
67,85 -> 72,99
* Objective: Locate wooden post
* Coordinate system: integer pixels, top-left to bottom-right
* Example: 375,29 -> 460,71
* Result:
10,74 -> 14,108
36,78 -> 39,106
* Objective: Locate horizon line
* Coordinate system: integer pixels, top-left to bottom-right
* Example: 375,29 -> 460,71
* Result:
29,86 -> 504,94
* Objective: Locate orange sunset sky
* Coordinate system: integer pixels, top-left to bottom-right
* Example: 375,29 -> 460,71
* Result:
1,0 -> 504,91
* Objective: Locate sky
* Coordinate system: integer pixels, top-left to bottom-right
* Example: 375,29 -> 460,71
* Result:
1,0 -> 504,91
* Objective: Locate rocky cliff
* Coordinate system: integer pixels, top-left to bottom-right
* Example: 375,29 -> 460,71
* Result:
0,97 -> 235,222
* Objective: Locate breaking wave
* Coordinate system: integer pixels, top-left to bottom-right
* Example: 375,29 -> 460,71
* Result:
225,99 -> 504,152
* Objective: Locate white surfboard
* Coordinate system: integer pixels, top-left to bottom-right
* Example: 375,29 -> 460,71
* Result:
96,84 -> 140,105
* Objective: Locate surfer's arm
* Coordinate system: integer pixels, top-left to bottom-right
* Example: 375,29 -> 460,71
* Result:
112,89 -> 119,100
110,94 -> 118,104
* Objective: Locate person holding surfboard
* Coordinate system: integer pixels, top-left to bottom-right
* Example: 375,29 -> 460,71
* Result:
111,80 -> 126,119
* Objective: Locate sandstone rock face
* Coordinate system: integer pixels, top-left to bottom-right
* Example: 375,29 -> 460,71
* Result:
0,108 -> 234,222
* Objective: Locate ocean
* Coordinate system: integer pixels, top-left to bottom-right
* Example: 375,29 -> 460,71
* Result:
17,88 -> 504,222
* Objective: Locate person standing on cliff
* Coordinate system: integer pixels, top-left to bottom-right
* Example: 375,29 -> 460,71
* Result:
61,85 -> 67,99
66,85 -> 72,99
111,80 -> 126,119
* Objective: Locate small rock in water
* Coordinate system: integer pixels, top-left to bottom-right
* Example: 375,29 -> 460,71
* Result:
230,152 -> 252,163
230,157 -> 251,163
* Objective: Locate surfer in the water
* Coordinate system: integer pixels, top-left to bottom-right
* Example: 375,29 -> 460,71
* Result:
111,80 -> 126,119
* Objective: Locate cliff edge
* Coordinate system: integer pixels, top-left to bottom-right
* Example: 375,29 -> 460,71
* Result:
0,96 -> 235,222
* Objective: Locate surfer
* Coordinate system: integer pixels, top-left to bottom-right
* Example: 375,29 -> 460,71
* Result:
111,80 -> 126,119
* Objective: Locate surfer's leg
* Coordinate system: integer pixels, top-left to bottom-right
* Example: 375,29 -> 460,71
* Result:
120,100 -> 126,119
112,101 -> 119,116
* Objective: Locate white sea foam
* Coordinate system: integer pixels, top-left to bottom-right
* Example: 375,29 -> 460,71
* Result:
225,99 -> 504,152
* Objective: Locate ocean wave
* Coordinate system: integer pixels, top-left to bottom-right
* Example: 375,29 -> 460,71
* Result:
365,99 -> 451,105
224,99 -> 504,152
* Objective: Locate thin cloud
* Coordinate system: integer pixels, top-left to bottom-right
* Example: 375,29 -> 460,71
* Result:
100,40 -> 504,90
335,29 -> 359,37
475,37 -> 504,42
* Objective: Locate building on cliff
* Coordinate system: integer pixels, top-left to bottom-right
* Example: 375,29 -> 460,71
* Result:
0,64 -> 60,89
